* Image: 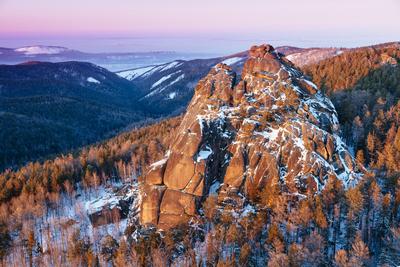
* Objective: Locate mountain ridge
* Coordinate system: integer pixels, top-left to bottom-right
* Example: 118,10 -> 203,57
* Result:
117,43 -> 398,118
0,61 -> 149,171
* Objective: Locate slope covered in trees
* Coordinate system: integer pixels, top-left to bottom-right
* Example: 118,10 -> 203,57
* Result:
0,61 -> 160,171
303,42 -> 400,174
0,86 -> 393,266
0,116 -> 181,264
0,116 -> 180,204
303,42 -> 399,94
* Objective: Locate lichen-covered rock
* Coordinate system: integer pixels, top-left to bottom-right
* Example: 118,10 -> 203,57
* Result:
138,44 -> 364,229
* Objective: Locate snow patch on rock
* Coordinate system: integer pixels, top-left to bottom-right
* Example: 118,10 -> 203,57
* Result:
196,146 -> 213,162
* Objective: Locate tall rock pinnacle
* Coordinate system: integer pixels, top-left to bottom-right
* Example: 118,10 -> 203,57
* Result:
139,44 -> 363,229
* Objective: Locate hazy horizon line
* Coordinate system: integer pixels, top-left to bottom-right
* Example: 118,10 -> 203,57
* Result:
0,35 -> 398,54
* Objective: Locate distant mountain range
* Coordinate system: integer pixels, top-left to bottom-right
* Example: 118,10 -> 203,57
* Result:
115,46 -> 344,115
0,45 -> 215,71
1,42 -> 395,171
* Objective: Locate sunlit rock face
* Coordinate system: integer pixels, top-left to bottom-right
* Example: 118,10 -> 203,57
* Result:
139,44 -> 363,229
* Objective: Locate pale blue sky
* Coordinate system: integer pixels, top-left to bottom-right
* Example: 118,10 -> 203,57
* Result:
0,0 -> 399,53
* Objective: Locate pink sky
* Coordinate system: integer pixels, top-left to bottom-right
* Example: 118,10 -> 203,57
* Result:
1,0 -> 399,36
0,0 -> 399,53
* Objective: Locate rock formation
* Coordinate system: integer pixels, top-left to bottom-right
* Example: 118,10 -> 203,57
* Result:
139,44 -> 363,229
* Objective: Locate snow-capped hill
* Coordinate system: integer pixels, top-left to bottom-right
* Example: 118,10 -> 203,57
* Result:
285,47 -> 345,67
1,45 -> 196,71
216,52 -> 248,73
138,44 -> 364,230
14,45 -> 71,55
116,61 -> 184,81
220,56 -> 244,66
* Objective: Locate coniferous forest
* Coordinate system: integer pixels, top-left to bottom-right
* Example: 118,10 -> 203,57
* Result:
0,42 -> 400,266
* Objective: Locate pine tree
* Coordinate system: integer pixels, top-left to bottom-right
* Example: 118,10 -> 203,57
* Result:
226,223 -> 240,245
394,127 -> 400,152
356,150 -> 365,165
114,239 -> 129,266
288,243 -> 304,267
346,186 -> 364,246
350,233 -> 370,266
239,243 -> 252,266
366,132 -> 377,165
334,249 -> 349,267
0,222 -> 11,261
100,235 -> 119,263
303,231 -> 326,266
314,196 -> 328,229
26,229 -> 36,267
268,251 -> 289,267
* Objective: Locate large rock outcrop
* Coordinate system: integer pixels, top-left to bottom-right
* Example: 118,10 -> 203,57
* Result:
139,44 -> 363,229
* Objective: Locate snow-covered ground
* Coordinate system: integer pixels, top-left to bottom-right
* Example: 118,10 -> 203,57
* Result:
22,177 -> 139,260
